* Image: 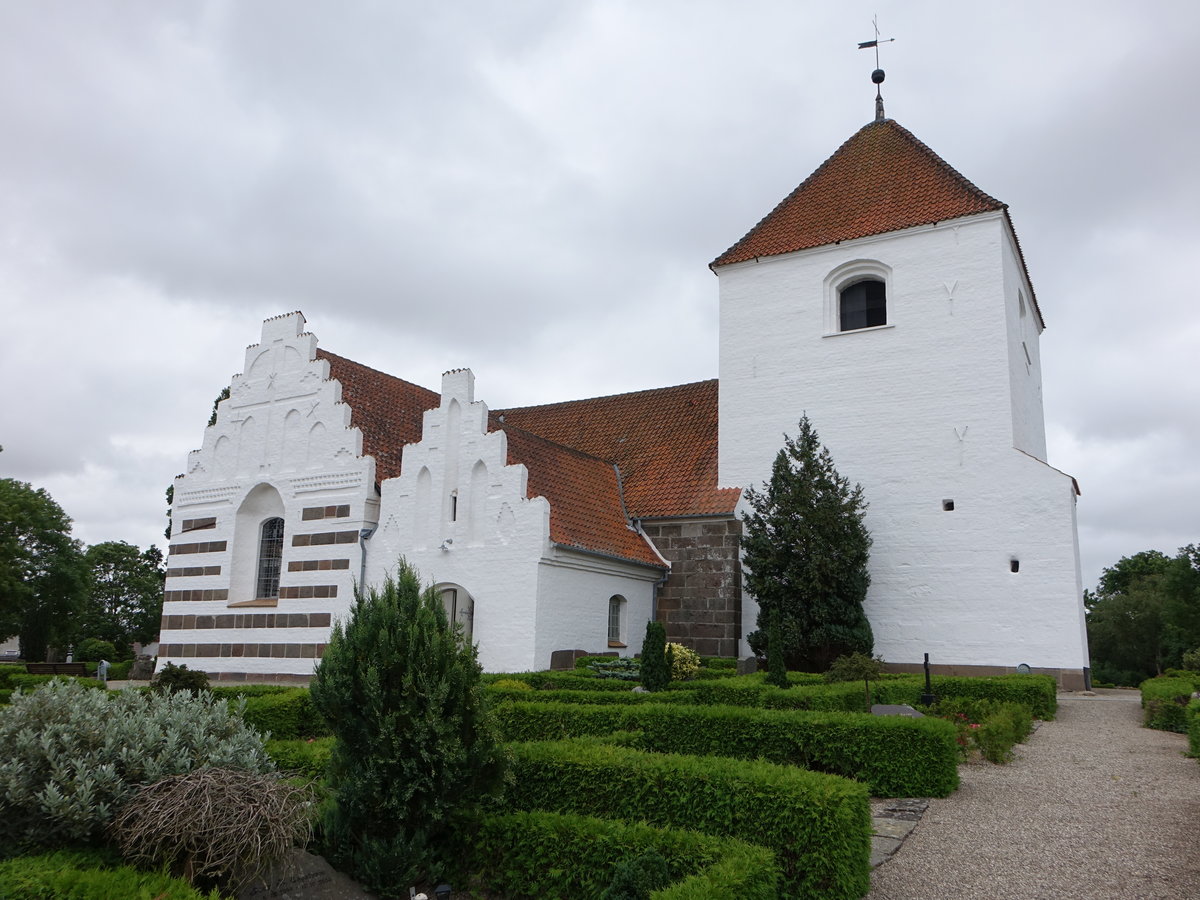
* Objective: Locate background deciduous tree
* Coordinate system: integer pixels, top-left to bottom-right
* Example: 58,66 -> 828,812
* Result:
1087,546 -> 1200,683
742,416 -> 873,672
0,478 -> 86,661
80,541 -> 165,657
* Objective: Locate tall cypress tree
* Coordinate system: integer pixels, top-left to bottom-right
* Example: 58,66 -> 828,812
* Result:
742,417 -> 874,671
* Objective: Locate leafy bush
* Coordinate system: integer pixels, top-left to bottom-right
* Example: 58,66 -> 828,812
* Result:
1186,698 -> 1200,760
601,849 -> 672,900
665,644 -> 700,682
0,678 -> 271,852
467,811 -> 779,899
699,656 -> 738,670
73,638 -> 118,662
265,737 -> 334,780
238,689 -> 327,740
1140,677 -> 1195,733
492,688 -> 697,707
588,657 -> 643,681
0,849 -> 221,899
2,672 -> 106,693
873,675 -> 1058,720
111,767 -> 313,892
494,700 -> 959,797
503,739 -> 870,899
483,671 -> 638,691
641,621 -> 670,692
0,689 -> 11,705
1182,648 -> 1200,672
152,662 -> 210,696
308,563 -> 506,891
491,678 -> 533,692
208,684 -> 296,699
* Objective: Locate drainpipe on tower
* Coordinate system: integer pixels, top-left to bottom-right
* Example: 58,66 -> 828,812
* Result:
359,526 -> 376,594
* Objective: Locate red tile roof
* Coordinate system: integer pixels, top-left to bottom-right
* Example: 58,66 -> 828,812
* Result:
712,118 -> 1005,268
318,349 -> 685,568
497,380 -> 741,519
500,424 -> 665,568
317,350 -> 441,482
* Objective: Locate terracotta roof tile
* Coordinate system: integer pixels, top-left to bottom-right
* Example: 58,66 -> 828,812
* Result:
317,350 -> 441,482
712,118 -> 1005,268
319,348 -> 677,568
499,424 -> 665,568
497,380 -> 740,519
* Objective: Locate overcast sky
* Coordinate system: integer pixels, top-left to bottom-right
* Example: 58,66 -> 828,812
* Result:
1,1 -> 1196,592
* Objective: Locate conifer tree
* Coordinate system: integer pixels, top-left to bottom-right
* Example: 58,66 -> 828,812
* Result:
639,621 -> 669,692
309,560 -> 505,891
743,416 -> 874,671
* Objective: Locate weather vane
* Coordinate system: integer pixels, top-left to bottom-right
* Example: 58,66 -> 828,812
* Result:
858,15 -> 894,121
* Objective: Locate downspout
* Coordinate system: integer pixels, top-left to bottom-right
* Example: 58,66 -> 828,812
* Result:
613,463 -> 672,623
359,526 -> 377,595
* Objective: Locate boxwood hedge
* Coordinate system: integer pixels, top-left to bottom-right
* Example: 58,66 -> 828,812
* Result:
503,740 -> 870,899
466,810 -> 779,899
1140,677 -> 1195,733
236,688 -> 328,740
494,701 -> 959,796
1186,698 -> 1200,760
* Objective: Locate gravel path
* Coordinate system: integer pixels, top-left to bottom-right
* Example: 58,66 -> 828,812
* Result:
868,689 -> 1200,899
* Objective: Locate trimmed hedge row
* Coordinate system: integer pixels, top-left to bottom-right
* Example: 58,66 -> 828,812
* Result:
0,849 -> 221,899
874,675 -> 1058,720
503,740 -> 870,899
0,673 -> 106,693
488,687 -> 698,706
466,810 -> 779,899
1187,698 -> 1200,760
265,737 -> 334,780
236,688 -> 329,740
1140,677 -> 1195,733
494,701 -> 959,797
483,671 -> 641,692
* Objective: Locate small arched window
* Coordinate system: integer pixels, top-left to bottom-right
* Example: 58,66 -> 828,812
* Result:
255,517 -> 285,600
839,279 -> 887,331
607,595 -> 626,647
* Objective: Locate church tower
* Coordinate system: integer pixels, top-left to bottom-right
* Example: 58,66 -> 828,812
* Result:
713,112 -> 1090,688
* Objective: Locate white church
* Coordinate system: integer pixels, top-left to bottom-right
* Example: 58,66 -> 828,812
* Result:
158,110 -> 1091,689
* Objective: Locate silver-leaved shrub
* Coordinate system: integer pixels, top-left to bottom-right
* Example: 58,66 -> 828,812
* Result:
0,678 -> 272,852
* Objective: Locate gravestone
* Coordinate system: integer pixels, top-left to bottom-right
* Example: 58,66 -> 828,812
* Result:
237,849 -> 378,900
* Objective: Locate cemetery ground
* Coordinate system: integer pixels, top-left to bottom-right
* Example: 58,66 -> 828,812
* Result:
2,664 -> 1199,899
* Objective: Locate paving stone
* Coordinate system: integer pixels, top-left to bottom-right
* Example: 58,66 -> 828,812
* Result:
872,817 -> 917,840
870,835 -> 903,868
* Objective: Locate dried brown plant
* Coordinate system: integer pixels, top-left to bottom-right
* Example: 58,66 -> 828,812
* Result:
111,767 -> 314,891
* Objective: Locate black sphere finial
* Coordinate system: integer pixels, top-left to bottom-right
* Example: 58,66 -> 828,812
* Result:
872,68 -> 885,85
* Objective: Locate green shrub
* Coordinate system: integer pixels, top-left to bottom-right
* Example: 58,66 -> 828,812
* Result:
641,622 -> 670,692
0,664 -> 25,689
0,849 -> 221,899
208,684 -> 296,699
111,767 -> 313,892
0,679 -> 271,852
106,660 -> 133,680
503,740 -> 870,899
602,848 -> 672,900
665,644 -> 701,682
495,701 -> 959,797
491,678 -> 533,692
265,737 -> 335,780
0,689 -> 11,705
239,688 -> 327,740
152,662 -> 210,696
483,671 -> 638,691
583,657 -> 643,682
873,674 -> 1058,720
492,688 -> 697,707
972,703 -> 1034,763
1186,698 -> 1200,759
73,638 -> 118,662
4,673 -> 106,694
1140,677 -> 1195,733
699,656 -> 738,670
1182,648 -> 1200,672
308,563 -> 505,892
466,810 -> 779,900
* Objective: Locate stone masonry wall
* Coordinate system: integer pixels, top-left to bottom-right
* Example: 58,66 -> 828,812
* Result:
641,516 -> 742,658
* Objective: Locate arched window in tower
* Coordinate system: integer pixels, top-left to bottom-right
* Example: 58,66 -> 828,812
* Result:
839,278 -> 887,331
255,517 -> 285,600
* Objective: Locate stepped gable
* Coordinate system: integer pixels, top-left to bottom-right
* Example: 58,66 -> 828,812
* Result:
712,118 -> 1006,267
497,379 -> 741,519
499,423 -> 665,568
317,349 -> 440,482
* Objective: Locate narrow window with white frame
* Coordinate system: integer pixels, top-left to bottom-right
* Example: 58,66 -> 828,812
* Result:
607,595 -> 626,647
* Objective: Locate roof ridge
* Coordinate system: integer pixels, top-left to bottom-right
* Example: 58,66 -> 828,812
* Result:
497,377 -> 717,415
711,118 -> 1006,268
